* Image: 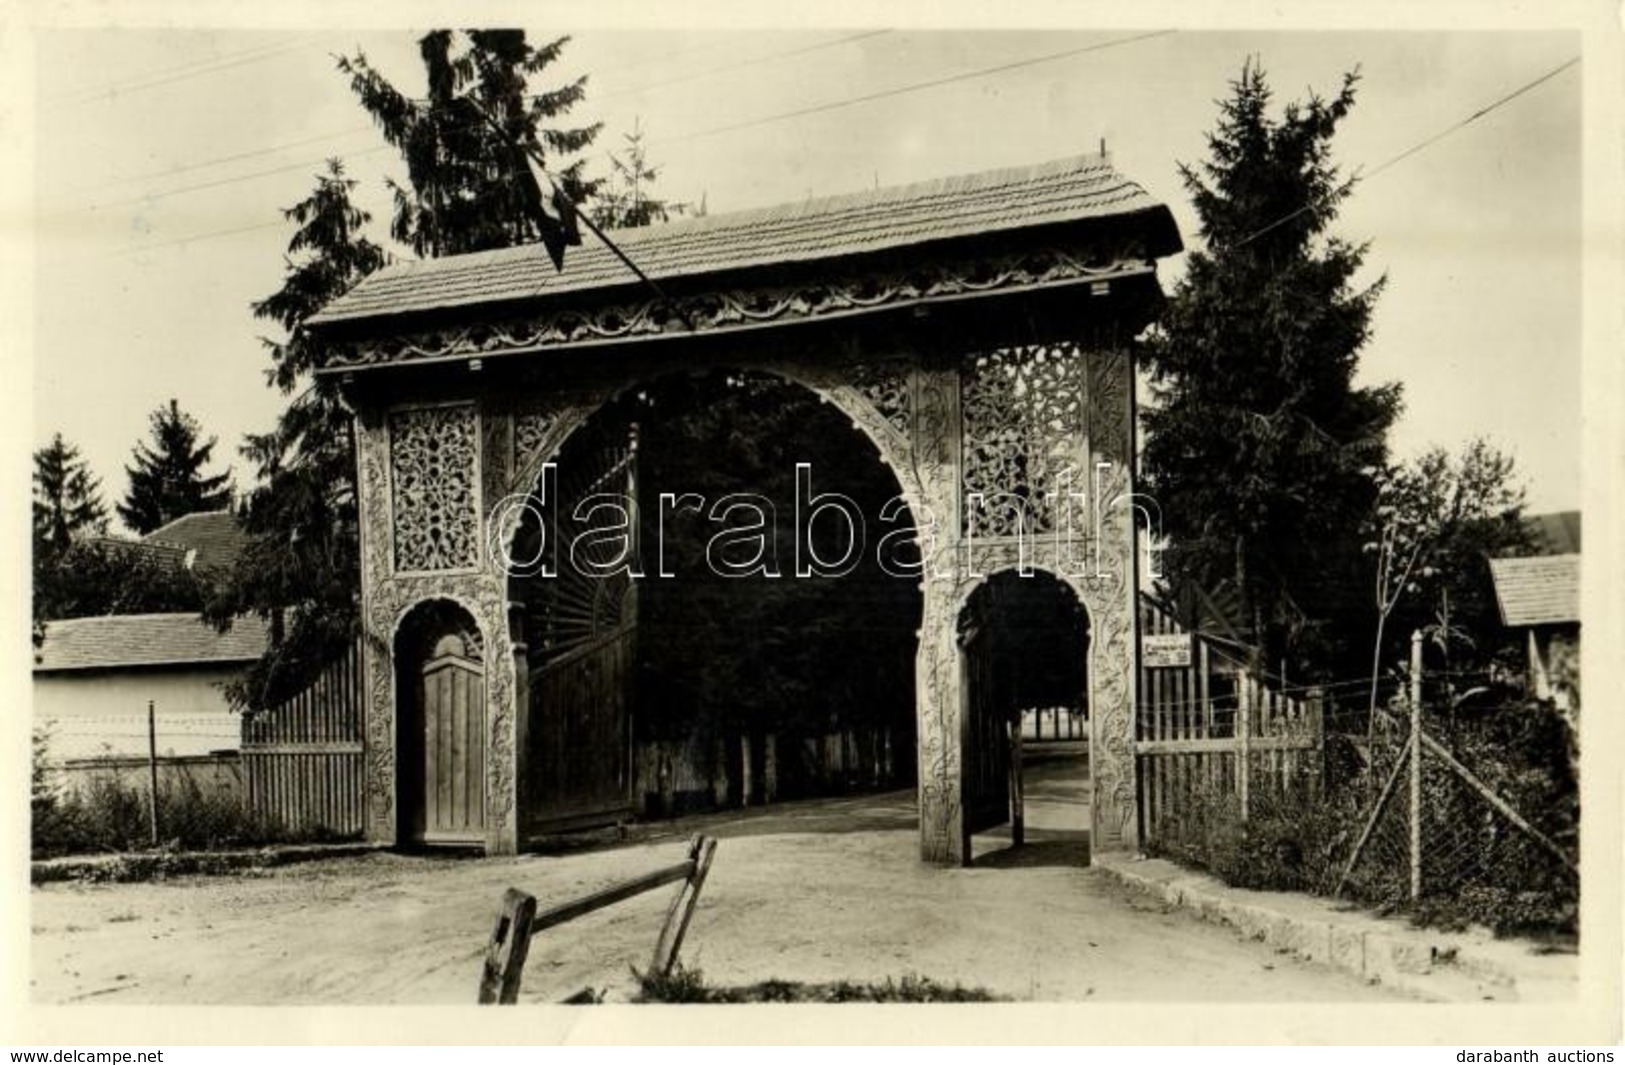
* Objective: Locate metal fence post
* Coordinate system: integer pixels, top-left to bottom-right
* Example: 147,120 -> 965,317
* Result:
1408,631 -> 1423,903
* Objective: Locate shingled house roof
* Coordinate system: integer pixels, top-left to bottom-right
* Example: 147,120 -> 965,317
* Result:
309,152 -> 1182,328
33,613 -> 270,673
1488,555 -> 1580,628
145,510 -> 250,572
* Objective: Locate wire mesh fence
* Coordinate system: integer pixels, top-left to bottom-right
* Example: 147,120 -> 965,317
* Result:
1142,676 -> 1578,936
1334,696 -> 1579,933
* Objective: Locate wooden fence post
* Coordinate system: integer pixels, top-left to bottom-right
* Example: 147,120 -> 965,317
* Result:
650,834 -> 718,978
478,888 -> 539,1005
146,700 -> 160,847
1237,674 -> 1252,822
1409,630 -> 1423,903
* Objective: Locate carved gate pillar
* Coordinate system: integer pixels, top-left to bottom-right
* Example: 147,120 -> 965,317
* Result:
353,402 -> 523,856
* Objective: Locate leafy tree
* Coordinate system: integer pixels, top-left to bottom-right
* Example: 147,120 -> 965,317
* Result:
206,161 -> 386,710
117,400 -> 233,535
339,29 -> 601,263
1362,439 -> 1534,723
34,538 -> 209,627
33,434 -> 107,558
1141,62 -> 1401,678
590,118 -> 690,229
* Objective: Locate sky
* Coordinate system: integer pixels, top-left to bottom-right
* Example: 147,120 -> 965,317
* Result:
31,25 -> 1586,522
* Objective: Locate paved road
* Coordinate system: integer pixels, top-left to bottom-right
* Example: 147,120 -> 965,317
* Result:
30,743 -> 1411,1005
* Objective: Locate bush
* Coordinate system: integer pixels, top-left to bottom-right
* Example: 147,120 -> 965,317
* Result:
30,770 -> 288,859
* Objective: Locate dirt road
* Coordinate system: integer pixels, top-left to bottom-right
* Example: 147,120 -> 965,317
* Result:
31,745 -> 1410,1004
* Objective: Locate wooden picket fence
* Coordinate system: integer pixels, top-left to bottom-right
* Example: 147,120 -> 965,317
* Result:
241,640 -> 366,838
1136,597 -> 1323,852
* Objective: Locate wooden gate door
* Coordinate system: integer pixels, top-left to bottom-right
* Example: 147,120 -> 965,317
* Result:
959,618 -> 1011,860
527,429 -> 639,832
417,632 -> 487,844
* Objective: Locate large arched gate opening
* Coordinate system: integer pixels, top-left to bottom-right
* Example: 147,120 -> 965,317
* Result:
504,370 -> 923,845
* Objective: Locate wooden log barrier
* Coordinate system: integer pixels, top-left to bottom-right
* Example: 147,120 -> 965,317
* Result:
477,834 -> 718,1003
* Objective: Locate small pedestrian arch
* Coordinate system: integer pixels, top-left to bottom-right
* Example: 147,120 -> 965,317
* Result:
394,598 -> 487,848
956,568 -> 1091,863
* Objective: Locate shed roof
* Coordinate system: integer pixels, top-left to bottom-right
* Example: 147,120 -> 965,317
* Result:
309,152 -> 1181,328
1488,554 -> 1580,627
33,613 -> 270,673
1524,510 -> 1581,555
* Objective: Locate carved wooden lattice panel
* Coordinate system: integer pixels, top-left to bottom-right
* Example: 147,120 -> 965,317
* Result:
960,344 -> 1086,537
389,405 -> 481,573
850,361 -> 912,440
513,411 -> 559,472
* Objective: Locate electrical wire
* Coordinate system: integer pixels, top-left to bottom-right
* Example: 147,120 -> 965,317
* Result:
1233,55 -> 1579,249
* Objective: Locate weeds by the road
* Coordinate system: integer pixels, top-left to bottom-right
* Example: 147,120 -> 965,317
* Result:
632,963 -> 1001,1003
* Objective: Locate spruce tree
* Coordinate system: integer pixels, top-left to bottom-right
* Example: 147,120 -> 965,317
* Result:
205,161 -> 386,710
339,29 -> 601,263
117,400 -> 233,535
32,433 -> 107,557
1141,62 -> 1402,677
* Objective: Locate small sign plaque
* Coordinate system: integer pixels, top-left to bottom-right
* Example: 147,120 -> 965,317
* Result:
1142,632 -> 1193,669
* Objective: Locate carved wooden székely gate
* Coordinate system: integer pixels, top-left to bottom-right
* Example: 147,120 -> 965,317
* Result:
308,152 -> 1183,861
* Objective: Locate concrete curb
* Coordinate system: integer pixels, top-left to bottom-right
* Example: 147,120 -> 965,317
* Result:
31,841 -> 388,885
1093,854 -> 1577,1003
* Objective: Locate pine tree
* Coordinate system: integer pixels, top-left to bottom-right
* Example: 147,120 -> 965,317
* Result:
339,30 -> 601,263
1141,62 -> 1402,677
206,161 -> 386,710
33,433 -> 107,557
117,401 -> 233,535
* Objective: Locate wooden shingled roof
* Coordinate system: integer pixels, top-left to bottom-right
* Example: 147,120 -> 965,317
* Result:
309,152 -> 1181,328
33,613 -> 270,673
1488,554 -> 1580,627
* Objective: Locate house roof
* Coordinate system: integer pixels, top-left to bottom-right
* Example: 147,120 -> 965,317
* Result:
33,613 -> 270,673
308,152 -> 1182,328
1524,510 -> 1581,555
144,510 -> 250,572
1488,554 -> 1580,627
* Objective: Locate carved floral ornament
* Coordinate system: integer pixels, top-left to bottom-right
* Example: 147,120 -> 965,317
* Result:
321,244 -> 1154,370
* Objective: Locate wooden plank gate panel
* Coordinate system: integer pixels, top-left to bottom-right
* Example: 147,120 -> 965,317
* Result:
959,621 -> 1011,852
241,640 -> 365,838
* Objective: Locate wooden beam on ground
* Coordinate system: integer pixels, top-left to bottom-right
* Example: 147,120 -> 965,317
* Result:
531,860 -> 695,933
477,888 -> 538,1005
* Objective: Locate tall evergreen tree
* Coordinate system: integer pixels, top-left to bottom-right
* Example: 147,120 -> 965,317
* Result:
1141,63 -> 1402,677
339,30 -> 601,263
206,161 -> 386,710
33,433 -> 107,557
117,400 -> 233,535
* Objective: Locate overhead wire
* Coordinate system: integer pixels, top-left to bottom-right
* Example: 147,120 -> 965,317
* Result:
47,36 -> 318,107
1233,55 -> 1579,250
99,30 -> 1175,258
